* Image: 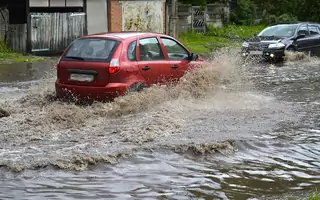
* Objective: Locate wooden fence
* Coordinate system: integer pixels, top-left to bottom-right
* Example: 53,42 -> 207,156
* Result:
6,24 -> 27,53
3,12 -> 86,54
31,12 -> 86,53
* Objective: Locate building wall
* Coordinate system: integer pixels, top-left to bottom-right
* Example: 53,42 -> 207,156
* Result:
108,0 -> 122,32
108,0 -> 166,33
87,0 -> 108,34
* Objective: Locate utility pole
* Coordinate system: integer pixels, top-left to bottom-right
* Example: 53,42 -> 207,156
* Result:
169,0 -> 178,38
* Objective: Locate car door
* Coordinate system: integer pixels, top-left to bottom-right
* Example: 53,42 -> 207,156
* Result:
159,37 -> 192,82
307,24 -> 320,56
137,37 -> 172,85
295,24 -> 313,53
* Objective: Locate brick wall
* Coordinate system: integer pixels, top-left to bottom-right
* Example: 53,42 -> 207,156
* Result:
163,0 -> 166,33
0,7 -> 9,40
108,0 -> 122,32
108,0 -> 166,33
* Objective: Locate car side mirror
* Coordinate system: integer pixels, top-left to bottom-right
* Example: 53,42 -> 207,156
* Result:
189,53 -> 198,61
296,33 -> 306,39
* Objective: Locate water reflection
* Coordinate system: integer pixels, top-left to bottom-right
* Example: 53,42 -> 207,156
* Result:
0,61 -> 55,83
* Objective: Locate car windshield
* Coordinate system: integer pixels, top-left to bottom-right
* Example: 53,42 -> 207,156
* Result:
64,38 -> 118,60
258,24 -> 298,37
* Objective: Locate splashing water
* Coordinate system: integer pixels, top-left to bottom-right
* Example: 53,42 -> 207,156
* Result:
0,49 -> 284,171
1,48 -> 249,126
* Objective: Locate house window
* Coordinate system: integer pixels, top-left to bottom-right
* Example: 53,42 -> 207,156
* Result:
50,0 -> 66,7
29,0 -> 83,7
67,0 -> 83,7
30,0 -> 49,7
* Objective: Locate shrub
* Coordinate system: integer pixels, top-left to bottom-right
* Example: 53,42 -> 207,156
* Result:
205,24 -> 265,40
230,0 -> 257,25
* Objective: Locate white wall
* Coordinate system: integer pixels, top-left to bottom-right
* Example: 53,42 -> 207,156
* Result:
86,0 -> 108,34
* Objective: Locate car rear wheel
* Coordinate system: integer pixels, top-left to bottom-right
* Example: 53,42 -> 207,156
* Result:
125,82 -> 147,95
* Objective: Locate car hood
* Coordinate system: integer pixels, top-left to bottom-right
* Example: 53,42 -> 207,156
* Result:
247,36 -> 291,44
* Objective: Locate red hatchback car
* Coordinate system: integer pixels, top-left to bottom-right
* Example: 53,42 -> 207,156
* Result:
55,32 -> 204,102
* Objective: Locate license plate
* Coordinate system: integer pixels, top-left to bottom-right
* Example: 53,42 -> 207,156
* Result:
250,50 -> 263,55
70,73 -> 94,82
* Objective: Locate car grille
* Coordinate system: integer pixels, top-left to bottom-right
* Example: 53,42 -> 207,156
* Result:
249,43 -> 269,50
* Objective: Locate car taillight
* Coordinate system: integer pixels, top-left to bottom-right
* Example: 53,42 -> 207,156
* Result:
109,58 -> 119,74
109,43 -> 123,74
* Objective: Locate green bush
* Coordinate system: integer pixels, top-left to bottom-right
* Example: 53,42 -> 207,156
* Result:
261,13 -> 299,25
0,40 -> 11,53
205,25 -> 265,40
230,0 -> 257,25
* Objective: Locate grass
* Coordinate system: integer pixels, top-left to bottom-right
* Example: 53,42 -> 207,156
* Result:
179,25 -> 265,55
287,191 -> 320,200
179,32 -> 239,55
307,192 -> 319,200
0,41 -> 44,64
205,24 -> 265,40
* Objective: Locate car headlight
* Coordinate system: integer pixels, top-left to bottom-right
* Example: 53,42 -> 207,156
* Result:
242,42 -> 249,48
268,43 -> 285,49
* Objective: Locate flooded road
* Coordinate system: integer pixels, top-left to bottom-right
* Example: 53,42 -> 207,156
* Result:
0,53 -> 319,199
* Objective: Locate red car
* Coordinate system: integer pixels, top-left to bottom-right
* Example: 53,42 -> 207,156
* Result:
55,32 -> 204,102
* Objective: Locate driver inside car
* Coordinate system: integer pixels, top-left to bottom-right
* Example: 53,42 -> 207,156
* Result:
139,44 -> 152,61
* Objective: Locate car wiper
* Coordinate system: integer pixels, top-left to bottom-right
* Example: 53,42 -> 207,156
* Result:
65,56 -> 85,60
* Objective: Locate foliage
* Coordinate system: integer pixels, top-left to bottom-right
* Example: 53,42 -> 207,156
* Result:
230,0 -> 320,25
205,24 -> 264,40
179,25 -> 263,55
0,40 -> 44,63
230,0 -> 257,25
0,40 -> 11,53
179,32 -> 237,55
307,191 -> 319,200
261,13 -> 299,25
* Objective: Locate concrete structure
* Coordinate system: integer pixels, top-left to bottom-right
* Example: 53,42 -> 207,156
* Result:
108,0 -> 166,33
87,0 -> 108,34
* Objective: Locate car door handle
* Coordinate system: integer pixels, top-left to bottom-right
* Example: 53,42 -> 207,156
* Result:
171,65 -> 179,69
141,66 -> 150,70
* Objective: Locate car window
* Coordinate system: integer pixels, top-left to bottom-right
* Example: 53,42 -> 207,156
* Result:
139,37 -> 164,61
297,25 -> 309,36
258,24 -> 298,37
64,38 -> 117,60
308,25 -> 320,35
127,40 -> 137,61
160,37 -> 189,60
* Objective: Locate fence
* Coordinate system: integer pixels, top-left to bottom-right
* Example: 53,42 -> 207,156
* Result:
31,12 -> 86,53
0,10 -> 86,54
6,24 -> 28,53
166,4 -> 230,34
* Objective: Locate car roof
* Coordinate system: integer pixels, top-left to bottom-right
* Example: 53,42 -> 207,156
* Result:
81,32 -> 172,40
268,22 -> 320,27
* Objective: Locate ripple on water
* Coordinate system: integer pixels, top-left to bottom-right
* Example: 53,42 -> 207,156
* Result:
0,51 -> 319,199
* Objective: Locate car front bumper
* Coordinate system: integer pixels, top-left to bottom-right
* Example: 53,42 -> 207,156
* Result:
241,48 -> 285,60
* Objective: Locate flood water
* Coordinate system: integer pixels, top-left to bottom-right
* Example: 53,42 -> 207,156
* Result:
0,52 -> 319,200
